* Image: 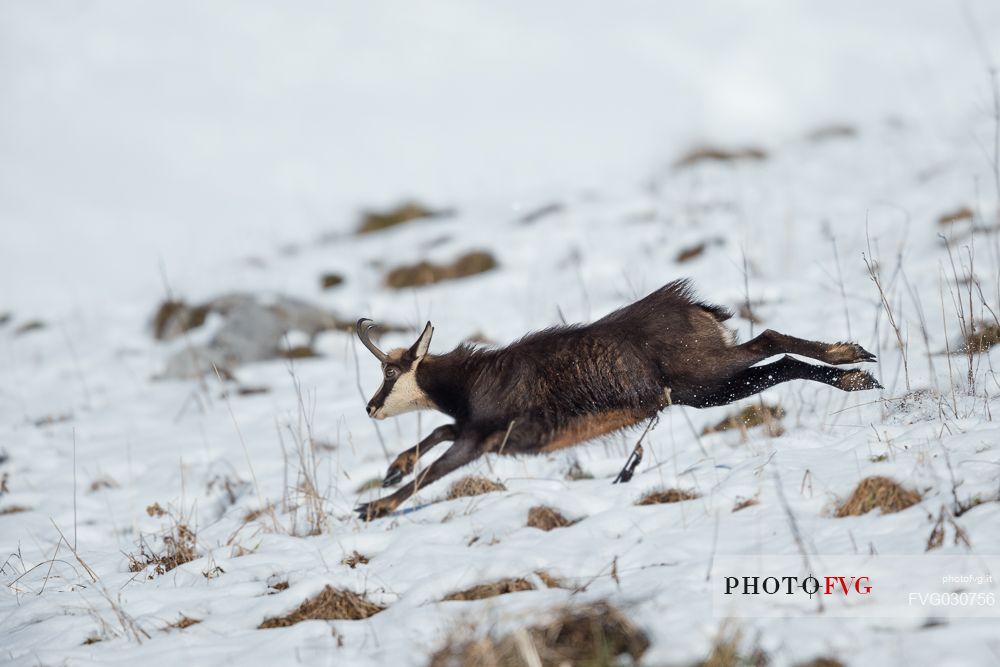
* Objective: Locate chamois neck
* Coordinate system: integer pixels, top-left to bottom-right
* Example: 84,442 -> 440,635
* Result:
416,350 -> 477,420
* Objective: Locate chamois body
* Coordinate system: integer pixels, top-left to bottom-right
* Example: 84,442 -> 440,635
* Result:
355,280 -> 880,519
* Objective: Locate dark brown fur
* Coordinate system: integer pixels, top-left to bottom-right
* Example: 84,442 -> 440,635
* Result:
358,280 -> 880,519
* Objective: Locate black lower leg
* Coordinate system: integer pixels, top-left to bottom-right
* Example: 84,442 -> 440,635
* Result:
694,355 -> 880,408
383,423 -> 456,486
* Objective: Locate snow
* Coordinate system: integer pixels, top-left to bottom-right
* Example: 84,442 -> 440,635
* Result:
3,2 -> 1000,665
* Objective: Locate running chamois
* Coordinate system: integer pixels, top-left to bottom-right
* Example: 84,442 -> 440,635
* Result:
355,280 -> 880,519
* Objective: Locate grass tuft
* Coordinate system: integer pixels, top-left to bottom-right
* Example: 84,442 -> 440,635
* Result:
703,403 -> 784,437
526,506 -> 575,531
835,476 -> 921,517
447,476 -> 507,500
258,585 -> 383,628
428,602 -> 648,667
636,488 -> 700,506
165,616 -> 201,631
960,321 -> 1000,353
937,206 -> 974,225
342,551 -> 370,568
443,572 -> 563,601
385,251 -> 497,289
357,201 -> 450,234
152,300 -> 209,340
674,146 -> 768,169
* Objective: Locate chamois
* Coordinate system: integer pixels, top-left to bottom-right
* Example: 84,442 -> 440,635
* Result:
354,279 -> 880,519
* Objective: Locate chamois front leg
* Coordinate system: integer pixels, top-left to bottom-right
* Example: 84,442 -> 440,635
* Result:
382,424 -> 457,487
357,434 -> 484,520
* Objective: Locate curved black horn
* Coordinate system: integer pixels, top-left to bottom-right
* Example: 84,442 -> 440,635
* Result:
356,318 -> 389,362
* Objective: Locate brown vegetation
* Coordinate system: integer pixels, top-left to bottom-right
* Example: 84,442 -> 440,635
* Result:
938,206 -> 974,225
342,551 -> 370,568
319,273 -> 344,289
699,625 -> 768,667
732,497 -> 759,512
703,403 -> 784,438
526,506 -> 574,531
258,585 -> 383,628
960,321 -> 1000,353
443,572 -> 563,601
13,320 -> 45,336
636,488 -> 700,506
165,616 -> 201,631
0,505 -> 29,515
357,201 -> 451,234
153,300 -> 210,340
385,251 -> 498,289
674,146 -> 768,169
278,345 -> 319,359
805,124 -> 857,142
127,510 -> 198,575
447,476 -> 507,500
835,476 -> 921,517
428,602 -> 648,667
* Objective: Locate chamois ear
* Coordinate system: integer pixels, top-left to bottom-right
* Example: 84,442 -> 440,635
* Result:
408,321 -> 434,359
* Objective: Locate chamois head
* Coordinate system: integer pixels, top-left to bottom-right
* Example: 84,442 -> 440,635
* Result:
356,319 -> 436,419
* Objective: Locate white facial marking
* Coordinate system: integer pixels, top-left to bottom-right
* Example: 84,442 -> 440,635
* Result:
372,357 -> 435,419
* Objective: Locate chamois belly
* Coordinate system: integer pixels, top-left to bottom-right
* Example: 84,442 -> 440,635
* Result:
539,409 -> 647,452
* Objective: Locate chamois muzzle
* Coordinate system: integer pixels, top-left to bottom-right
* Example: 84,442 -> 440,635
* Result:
356,318 -> 389,363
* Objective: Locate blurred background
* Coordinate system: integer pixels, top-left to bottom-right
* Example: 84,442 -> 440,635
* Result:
3,1 -> 998,313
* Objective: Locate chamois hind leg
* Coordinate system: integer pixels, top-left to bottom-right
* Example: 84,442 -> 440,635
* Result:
382,424 -> 456,487
734,329 -> 876,366
692,355 -> 881,409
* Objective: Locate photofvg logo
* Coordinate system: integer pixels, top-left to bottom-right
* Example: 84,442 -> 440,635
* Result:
724,574 -> 872,597
713,555 -> 1000,619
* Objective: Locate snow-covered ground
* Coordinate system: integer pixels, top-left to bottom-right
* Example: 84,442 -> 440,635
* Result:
3,2 -> 1000,665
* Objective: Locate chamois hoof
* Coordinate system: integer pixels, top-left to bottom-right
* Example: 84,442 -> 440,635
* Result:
355,498 -> 396,520
827,342 -> 877,365
838,369 -> 882,391
382,467 -> 404,487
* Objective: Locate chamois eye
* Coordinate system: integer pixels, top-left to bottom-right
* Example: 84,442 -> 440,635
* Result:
384,366 -> 399,380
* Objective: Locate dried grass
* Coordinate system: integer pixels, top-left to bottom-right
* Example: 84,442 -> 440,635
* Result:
13,320 -> 45,336
805,124 -> 857,142
127,510 -> 198,575
674,146 -> 768,169
0,505 -> 29,515
428,602 -> 648,667
960,321 -> 1000,353
447,476 -> 507,500
320,273 -> 344,289
357,201 -> 450,234
835,476 -> 921,517
938,206 -> 975,225
526,506 -> 574,531
385,251 -> 498,289
443,572 -> 563,601
703,403 -> 784,437
794,659 -> 846,667
165,616 -> 201,631
636,488 -> 700,506
152,300 -> 209,340
699,625 -> 768,667
88,476 -> 118,492
258,585 -> 383,628
676,242 -> 707,263
342,551 -> 370,568
732,497 -> 759,512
